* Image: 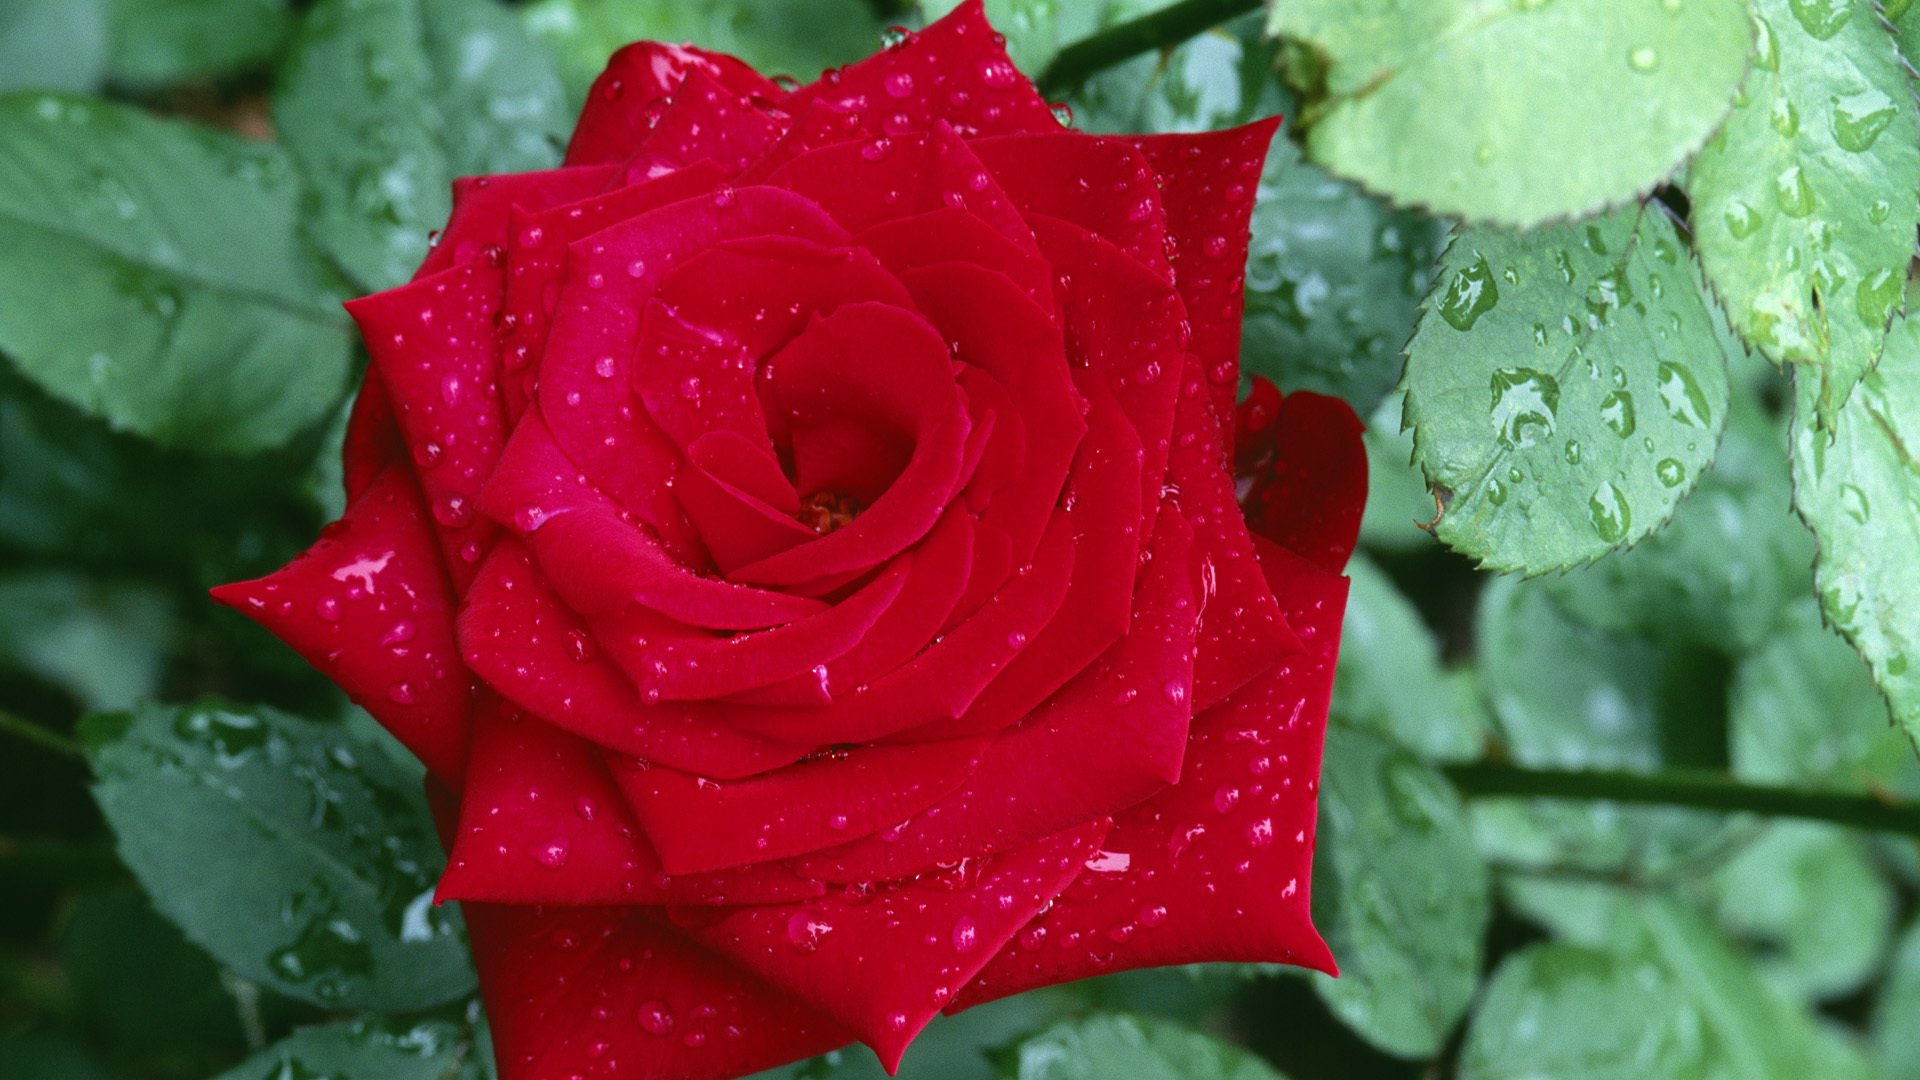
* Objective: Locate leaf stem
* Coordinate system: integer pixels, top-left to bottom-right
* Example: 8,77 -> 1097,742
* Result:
1444,762 -> 1920,838
0,708 -> 83,760
1037,0 -> 1262,96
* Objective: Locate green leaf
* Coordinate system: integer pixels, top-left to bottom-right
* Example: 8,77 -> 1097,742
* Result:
60,888 -> 244,1064
208,1017 -> 483,1080
1403,206 -> 1732,572
0,1035 -> 118,1080
1333,555 -> 1483,762
106,0 -> 294,85
0,0 -> 108,94
1541,380 -> 1812,652
524,0 -> 880,110
277,0 -> 570,290
0,571 -> 176,712
1686,0 -> 1920,424
753,992 -> 1074,1080
1461,898 -> 1855,1079
83,700 -> 475,1011
1310,722 -> 1487,1058
923,0 -> 1178,79
1873,919 -> 1920,1078
1072,14 -> 1286,136
1692,822 -> 1894,1002
993,1014 -> 1290,1080
1355,391 -> 1436,552
0,94 -> 354,453
1791,309 -> 1920,746
1730,598 -> 1916,793
1269,0 -> 1751,227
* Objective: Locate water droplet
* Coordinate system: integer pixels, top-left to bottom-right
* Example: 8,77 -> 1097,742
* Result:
1774,165 -> 1815,217
1656,458 -> 1687,487
1858,266 -> 1903,329
859,137 -> 894,161
1588,482 -> 1632,543
1789,0 -> 1852,39
883,72 -> 914,99
786,911 -> 832,952
315,597 -> 342,621
1656,362 -> 1712,427
1841,482 -> 1871,523
1162,679 -> 1188,705
1599,390 -> 1637,437
880,25 -> 913,49
533,839 -> 570,868
1563,439 -> 1583,465
638,1002 -> 675,1036
980,58 -> 1017,89
1489,367 -> 1560,448
1629,46 -> 1658,72
1438,255 -> 1500,331
952,916 -> 979,952
594,355 -> 617,378
1724,201 -> 1760,239
1005,630 -> 1028,649
1769,96 -> 1799,137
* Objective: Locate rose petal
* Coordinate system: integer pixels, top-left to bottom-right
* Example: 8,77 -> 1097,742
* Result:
952,536 -> 1345,1008
1246,389 -> 1369,573
973,134 -> 1171,282
626,70 -> 787,180
467,904 -> 851,1080
680,819 -> 1108,1070
341,367 -> 405,502
766,124 -> 1035,248
211,466 -> 471,781
415,165 -> 622,279
567,43 -> 778,166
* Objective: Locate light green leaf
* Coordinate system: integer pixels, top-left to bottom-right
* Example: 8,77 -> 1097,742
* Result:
82,700 -> 475,1011
1731,598 -> 1915,793
0,94 -> 353,453
1461,898 -> 1850,1079
1404,206 -> 1732,572
208,1017 -> 484,1080
278,0 -> 569,290
0,571 -> 176,711
0,0 -> 108,94
752,992 -> 1074,1080
922,0 -> 1178,78
1270,0 -> 1751,227
1333,555 -> 1484,762
106,0 -> 293,85
1693,822 -> 1894,1002
1791,309 -> 1920,746
525,0 -> 882,109
1542,379 -> 1812,651
1310,723 -> 1488,1057
994,1014 -> 1290,1080
1687,0 -> 1920,423
1072,14 -> 1285,136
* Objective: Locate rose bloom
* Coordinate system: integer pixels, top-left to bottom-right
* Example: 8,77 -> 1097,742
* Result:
215,4 -> 1366,1077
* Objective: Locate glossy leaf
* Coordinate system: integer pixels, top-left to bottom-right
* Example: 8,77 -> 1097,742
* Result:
1333,555 -> 1483,763
993,1014 -> 1290,1080
1310,723 -> 1487,1057
1404,207 -> 1732,572
1270,0 -> 1750,226
524,0 -> 880,107
207,1017 -> 487,1080
0,95 -> 354,453
82,700 -> 475,1010
106,0 -> 293,85
1792,309 -> 1920,746
277,0 -> 569,289
1686,0 -> 1920,423
0,0 -> 108,93
1461,899 -> 1867,1079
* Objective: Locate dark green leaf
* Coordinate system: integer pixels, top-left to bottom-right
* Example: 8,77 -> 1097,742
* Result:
1873,919 -> 1920,1078
1686,0 -> 1920,423
1791,307 -> 1920,746
0,0 -> 108,94
106,0 -> 293,85
60,888 -> 244,1062
0,94 -> 354,453
1270,0 -> 1751,227
207,1017 -> 482,1080
1542,380 -> 1812,652
1310,723 -> 1487,1057
83,700 -> 474,1010
0,1035 -> 119,1080
994,1014 -> 1290,1080
1404,206 -> 1732,571
0,571 -> 176,712
1333,555 -> 1483,762
278,0 -> 569,290
1461,898 -> 1864,1079
752,992 -> 1072,1080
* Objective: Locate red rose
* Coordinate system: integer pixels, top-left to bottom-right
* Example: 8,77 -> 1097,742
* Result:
214,4 -> 1366,1077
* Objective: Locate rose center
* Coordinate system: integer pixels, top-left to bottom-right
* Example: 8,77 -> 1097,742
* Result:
798,491 -> 866,534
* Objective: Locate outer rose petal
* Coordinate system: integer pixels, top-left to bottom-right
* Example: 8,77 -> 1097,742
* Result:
1242,386 -> 1369,573
566,43 -> 779,166
211,467 -> 470,781
627,70 -> 787,180
413,165 -> 621,279
341,365 -> 404,502
467,903 -> 852,1080
681,819 -> 1109,1070
952,537 -> 1347,1008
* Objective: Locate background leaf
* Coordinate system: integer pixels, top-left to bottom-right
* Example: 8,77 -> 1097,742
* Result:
1791,308 -> 1920,747
1269,0 -> 1752,226
207,1016 -> 485,1080
994,1014 -> 1290,1080
1332,556 -> 1483,763
277,0 -> 570,290
82,700 -> 475,1011
0,94 -> 354,453
1686,0 -> 1920,423
105,0 -> 294,86
1403,206 -> 1733,572
0,0 -> 108,94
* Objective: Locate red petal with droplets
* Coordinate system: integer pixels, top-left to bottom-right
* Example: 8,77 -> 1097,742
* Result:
211,467 -> 471,781
1243,385 -> 1370,572
567,43 -> 778,166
